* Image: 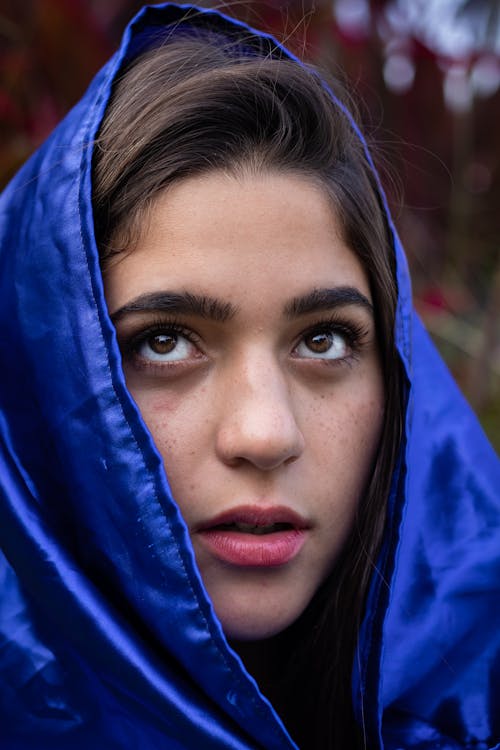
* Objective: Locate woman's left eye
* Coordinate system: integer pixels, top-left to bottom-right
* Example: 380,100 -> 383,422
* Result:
295,328 -> 349,360
136,331 -> 196,362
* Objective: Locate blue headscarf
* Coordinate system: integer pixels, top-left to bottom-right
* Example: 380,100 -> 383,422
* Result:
0,4 -> 498,748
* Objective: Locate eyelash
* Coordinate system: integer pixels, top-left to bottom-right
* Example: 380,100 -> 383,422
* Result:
120,318 -> 202,365
293,316 -> 369,364
119,315 -> 370,370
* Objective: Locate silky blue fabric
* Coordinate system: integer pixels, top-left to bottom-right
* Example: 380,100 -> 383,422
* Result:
0,4 -> 498,748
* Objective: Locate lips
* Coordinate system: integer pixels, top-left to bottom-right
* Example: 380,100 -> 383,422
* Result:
195,505 -> 310,567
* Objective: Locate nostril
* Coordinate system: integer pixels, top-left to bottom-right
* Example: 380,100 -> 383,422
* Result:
216,425 -> 305,471
214,375 -> 305,470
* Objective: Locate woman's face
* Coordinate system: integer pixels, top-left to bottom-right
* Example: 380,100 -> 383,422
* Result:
104,171 -> 384,641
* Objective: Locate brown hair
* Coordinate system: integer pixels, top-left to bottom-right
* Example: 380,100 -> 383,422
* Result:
93,27 -> 403,750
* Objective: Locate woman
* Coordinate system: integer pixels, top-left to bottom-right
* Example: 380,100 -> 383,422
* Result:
0,4 -> 498,749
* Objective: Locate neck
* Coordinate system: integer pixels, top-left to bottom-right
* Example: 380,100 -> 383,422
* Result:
229,632 -> 291,711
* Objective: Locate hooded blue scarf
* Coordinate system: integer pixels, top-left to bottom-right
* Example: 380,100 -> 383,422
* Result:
0,4 -> 499,749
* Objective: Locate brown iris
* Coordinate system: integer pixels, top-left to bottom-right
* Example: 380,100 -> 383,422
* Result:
304,331 -> 333,354
148,333 -> 177,354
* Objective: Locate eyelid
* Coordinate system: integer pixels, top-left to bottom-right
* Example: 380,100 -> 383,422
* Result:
290,315 -> 372,369
294,315 -> 370,348
117,316 -> 204,358
115,312 -> 373,368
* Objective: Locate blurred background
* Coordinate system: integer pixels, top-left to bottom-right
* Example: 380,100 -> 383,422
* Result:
1,0 -> 499,450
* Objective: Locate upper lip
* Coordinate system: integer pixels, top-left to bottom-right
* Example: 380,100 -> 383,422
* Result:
195,504 -> 311,532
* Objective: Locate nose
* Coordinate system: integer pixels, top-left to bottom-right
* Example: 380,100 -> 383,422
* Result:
215,357 -> 305,471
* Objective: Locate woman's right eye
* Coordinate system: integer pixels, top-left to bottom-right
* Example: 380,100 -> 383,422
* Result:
136,331 -> 197,362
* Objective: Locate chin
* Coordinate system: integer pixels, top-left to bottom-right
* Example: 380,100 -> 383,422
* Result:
222,617 -> 289,642
210,587 -> 313,642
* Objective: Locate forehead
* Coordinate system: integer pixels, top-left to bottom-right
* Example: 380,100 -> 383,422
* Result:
103,171 -> 372,314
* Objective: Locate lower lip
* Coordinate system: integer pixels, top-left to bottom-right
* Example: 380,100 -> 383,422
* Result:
197,529 -> 307,567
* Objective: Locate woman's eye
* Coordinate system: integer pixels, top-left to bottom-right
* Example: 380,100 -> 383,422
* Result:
295,329 -> 348,360
136,331 -> 195,362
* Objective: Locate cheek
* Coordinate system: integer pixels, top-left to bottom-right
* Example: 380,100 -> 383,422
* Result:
309,385 -> 383,449
303,383 -> 384,496
132,389 -> 182,442
132,391 -> 208,525
128,386 -> 211,480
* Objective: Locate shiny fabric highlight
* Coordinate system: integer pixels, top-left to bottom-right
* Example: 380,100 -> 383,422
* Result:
0,4 -> 498,748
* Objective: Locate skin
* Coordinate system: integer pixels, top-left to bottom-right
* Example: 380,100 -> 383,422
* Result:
104,171 -> 384,643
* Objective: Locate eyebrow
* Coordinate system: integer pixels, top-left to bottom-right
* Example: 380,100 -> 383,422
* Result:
284,287 -> 373,317
110,291 -> 237,323
110,285 -> 373,324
